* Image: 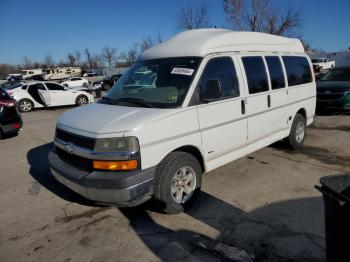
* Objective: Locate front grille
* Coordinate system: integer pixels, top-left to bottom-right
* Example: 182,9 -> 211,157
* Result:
317,93 -> 344,100
56,147 -> 92,171
56,128 -> 95,150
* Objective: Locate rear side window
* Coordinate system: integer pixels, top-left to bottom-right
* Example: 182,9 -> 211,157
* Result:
46,83 -> 64,90
242,56 -> 269,94
282,56 -> 312,86
199,57 -> 240,100
265,56 -> 286,89
28,83 -> 46,91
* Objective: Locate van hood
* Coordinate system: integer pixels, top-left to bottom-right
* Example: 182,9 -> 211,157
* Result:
57,103 -> 178,138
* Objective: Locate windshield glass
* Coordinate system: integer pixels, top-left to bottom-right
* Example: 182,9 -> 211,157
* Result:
312,59 -> 323,63
103,57 -> 201,108
321,68 -> 350,81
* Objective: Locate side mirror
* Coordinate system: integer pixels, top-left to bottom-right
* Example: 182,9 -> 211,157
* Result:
200,80 -> 222,102
63,86 -> 69,90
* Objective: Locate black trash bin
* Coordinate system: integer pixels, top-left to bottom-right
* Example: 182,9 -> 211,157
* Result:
315,174 -> 350,262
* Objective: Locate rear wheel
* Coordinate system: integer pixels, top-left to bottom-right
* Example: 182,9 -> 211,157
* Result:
153,152 -> 202,214
287,113 -> 306,150
0,129 -> 3,140
18,99 -> 33,112
75,95 -> 88,106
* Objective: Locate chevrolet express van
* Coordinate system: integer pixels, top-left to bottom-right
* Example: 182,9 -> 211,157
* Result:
49,29 -> 316,213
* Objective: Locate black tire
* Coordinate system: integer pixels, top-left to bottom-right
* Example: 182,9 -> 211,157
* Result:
153,151 -> 202,214
18,99 -> 34,112
287,113 -> 306,150
75,95 -> 88,106
0,129 -> 3,140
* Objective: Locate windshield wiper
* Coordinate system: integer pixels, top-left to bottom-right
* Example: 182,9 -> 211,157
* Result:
116,98 -> 154,108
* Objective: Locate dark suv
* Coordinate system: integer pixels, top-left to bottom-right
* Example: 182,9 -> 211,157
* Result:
0,87 -> 22,139
92,74 -> 122,91
316,67 -> 350,112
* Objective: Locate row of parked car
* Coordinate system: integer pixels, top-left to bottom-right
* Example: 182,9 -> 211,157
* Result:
0,72 -> 124,139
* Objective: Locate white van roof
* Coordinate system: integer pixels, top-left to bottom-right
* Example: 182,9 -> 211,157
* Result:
139,29 -> 305,61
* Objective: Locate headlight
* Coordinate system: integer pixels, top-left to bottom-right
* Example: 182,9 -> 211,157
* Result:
94,137 -> 139,152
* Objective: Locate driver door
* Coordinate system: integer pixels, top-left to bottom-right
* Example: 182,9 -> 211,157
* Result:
196,56 -> 248,170
38,89 -> 51,106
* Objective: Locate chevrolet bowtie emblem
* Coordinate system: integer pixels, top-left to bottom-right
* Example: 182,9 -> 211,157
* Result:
63,143 -> 74,154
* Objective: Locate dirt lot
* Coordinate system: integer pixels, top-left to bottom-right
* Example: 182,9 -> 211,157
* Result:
0,108 -> 349,262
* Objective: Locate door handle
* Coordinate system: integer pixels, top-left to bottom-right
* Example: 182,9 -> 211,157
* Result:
241,100 -> 245,114
267,95 -> 271,108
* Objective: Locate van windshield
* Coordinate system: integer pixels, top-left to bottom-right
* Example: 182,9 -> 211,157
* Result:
102,57 -> 201,108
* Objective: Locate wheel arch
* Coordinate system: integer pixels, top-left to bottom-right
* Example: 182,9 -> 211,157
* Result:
170,145 -> 206,172
296,107 -> 307,120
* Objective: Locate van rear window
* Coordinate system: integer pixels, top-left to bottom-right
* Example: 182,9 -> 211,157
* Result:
282,56 -> 312,86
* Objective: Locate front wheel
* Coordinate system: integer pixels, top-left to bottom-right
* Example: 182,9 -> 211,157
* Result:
75,95 -> 89,106
287,113 -> 306,150
153,152 -> 202,214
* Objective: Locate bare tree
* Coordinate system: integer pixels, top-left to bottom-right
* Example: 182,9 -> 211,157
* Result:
85,48 -> 94,69
67,52 -> 76,67
125,44 -> 138,66
43,53 -> 55,68
23,57 -> 33,69
176,1 -> 210,30
223,0 -> 302,36
0,64 -> 17,77
140,37 -> 154,52
93,54 -> 102,68
74,50 -> 81,66
101,46 -> 117,69
157,33 -> 163,44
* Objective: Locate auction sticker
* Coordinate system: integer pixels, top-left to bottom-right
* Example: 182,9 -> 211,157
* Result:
171,67 -> 194,76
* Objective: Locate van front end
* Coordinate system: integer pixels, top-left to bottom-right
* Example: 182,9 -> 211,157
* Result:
48,128 -> 155,207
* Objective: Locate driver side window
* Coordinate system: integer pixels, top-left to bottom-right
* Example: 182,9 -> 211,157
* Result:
199,57 -> 239,102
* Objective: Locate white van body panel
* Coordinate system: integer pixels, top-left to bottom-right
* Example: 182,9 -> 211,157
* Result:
55,29 -> 315,174
140,29 -> 304,60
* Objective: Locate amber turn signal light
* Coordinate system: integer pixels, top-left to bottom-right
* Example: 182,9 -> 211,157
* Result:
93,160 -> 138,171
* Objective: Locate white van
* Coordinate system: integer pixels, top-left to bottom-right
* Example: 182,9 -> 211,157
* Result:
49,29 -> 316,213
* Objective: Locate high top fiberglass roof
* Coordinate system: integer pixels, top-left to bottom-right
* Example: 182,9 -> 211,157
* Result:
139,29 -> 305,60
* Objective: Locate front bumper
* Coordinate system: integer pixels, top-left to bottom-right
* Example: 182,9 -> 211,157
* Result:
49,149 -> 155,206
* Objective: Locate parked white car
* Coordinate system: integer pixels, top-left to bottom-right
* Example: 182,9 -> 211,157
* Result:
8,81 -> 94,112
312,58 -> 335,71
61,77 -> 90,89
49,29 -> 316,214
